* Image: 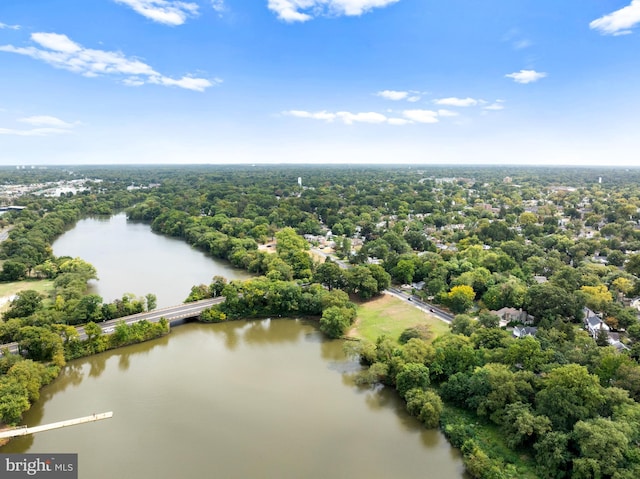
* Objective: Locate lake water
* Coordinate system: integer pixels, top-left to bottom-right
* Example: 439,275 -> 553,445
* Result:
1,215 -> 466,478
51,213 -> 252,307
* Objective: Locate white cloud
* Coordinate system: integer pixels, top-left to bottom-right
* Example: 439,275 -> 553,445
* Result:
19,116 -> 75,128
286,110 -> 337,121
387,118 -> 412,125
336,111 -> 387,124
268,0 -> 400,23
211,0 -> 225,13
284,109 -> 389,124
377,90 -> 423,102
514,39 -> 532,49
434,97 -> 478,107
122,77 -> 146,87
0,22 -> 21,30
484,102 -> 505,111
31,32 -> 82,53
502,29 -> 532,50
0,127 -> 73,136
590,0 -> 640,35
150,75 -> 214,91
114,0 -> 199,26
0,32 -> 217,92
377,90 -> 409,101
402,109 -> 439,123
505,69 -> 547,84
284,105 -> 463,125
1,115 -> 77,136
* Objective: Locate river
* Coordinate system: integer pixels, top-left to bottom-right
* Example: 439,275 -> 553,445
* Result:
1,214 -> 466,478
50,213 -> 253,308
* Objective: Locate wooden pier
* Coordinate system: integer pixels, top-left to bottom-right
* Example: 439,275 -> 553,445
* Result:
0,412 -> 113,439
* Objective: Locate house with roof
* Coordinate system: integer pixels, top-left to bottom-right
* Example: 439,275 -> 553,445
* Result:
491,307 -> 534,327
583,307 -> 610,338
512,326 -> 538,339
607,332 -> 630,352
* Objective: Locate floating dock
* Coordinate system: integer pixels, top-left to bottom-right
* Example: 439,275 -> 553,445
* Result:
0,412 -> 113,439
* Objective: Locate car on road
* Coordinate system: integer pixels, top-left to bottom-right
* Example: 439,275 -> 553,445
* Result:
103,327 -> 115,333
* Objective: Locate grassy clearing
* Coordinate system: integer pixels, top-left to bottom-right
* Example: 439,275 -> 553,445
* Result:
348,293 -> 450,343
0,279 -> 55,311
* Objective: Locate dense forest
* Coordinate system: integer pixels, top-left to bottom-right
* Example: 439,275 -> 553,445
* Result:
1,164 -> 640,477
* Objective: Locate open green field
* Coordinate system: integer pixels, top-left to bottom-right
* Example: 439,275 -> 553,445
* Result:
348,293 -> 450,343
0,279 -> 55,311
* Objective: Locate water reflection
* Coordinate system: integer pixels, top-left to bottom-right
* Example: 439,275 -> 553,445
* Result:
52,213 -> 252,307
2,320 -> 465,478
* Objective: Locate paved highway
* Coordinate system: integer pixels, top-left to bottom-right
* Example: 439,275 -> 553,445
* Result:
0,297 -> 223,355
385,287 -> 454,324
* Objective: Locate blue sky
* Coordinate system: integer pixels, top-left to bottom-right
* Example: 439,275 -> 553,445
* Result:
1,1 -> 639,166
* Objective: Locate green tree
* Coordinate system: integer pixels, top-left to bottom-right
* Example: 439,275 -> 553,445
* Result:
430,335 -> 478,380
536,364 -> 606,431
396,363 -> 430,398
200,307 -> 227,323
84,321 -> 103,342
625,253 -> 640,277
398,325 -> 433,344
210,275 -> 228,297
319,306 -> 356,339
501,402 -> 551,449
68,294 -> 103,325
450,314 -> 476,336
345,266 -> 379,300
504,336 -> 549,372
471,328 -> 509,350
525,283 -> 584,323
366,264 -> 391,293
0,259 -> 28,281
477,311 -> 500,328
17,326 -> 63,362
392,259 -> 416,285
466,363 -> 526,423
145,293 -> 157,311
3,290 -> 44,320
0,376 -> 30,425
533,431 -> 572,479
313,260 -> 345,291
572,418 -> 631,478
404,388 -> 443,428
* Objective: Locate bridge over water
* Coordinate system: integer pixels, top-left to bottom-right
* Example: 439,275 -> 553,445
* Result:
0,297 -> 223,356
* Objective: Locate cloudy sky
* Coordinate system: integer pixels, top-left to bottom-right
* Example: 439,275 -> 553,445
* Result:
1,1 -> 639,166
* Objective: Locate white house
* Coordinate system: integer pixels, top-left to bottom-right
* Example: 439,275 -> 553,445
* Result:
512,326 -> 538,339
583,307 -> 610,338
491,307 -> 534,327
